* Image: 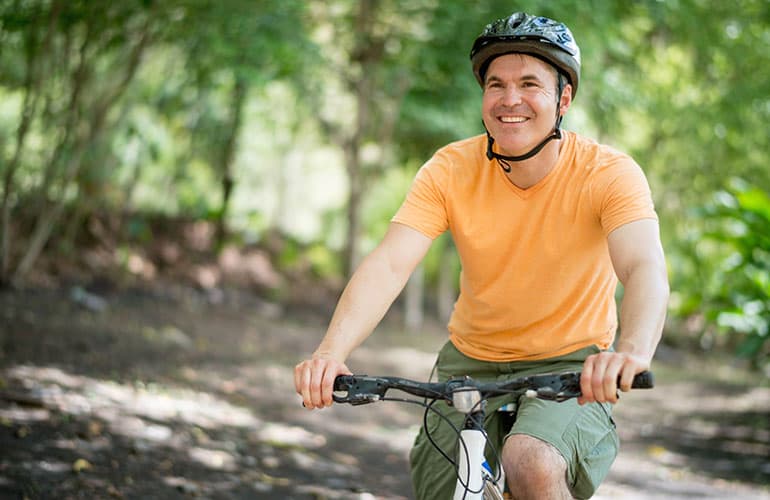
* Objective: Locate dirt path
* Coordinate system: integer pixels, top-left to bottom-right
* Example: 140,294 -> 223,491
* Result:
1,286 -> 768,499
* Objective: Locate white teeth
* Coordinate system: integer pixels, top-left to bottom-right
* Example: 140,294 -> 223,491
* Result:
500,116 -> 527,123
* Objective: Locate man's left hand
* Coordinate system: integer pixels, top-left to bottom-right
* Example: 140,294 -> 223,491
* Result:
578,351 -> 649,405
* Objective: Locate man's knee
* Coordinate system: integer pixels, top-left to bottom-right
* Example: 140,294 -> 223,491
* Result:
502,434 -> 571,497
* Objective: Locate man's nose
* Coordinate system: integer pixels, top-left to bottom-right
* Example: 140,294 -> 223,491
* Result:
499,86 -> 523,106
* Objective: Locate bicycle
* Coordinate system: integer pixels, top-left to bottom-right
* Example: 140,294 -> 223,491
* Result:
332,370 -> 654,500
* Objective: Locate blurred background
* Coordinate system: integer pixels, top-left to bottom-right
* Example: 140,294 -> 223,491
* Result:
2,0 -> 769,371
0,1 -> 768,498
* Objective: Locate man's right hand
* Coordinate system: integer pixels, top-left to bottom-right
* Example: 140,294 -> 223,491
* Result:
294,355 -> 351,409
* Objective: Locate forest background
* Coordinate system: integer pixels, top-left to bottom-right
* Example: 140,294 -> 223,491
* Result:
0,1 -> 769,498
2,0 -> 768,370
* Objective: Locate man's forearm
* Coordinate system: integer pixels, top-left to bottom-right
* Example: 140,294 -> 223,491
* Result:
314,249 -> 414,362
616,263 -> 670,365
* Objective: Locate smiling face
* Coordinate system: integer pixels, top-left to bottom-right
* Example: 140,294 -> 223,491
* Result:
482,53 -> 571,158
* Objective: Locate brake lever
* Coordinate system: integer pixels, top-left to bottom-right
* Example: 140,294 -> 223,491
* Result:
523,372 -> 582,402
332,375 -> 388,405
526,371 -> 654,402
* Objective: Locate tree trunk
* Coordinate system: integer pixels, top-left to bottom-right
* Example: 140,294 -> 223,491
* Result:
11,13 -> 151,286
340,0 -> 379,278
342,139 -> 363,277
215,75 -> 247,248
0,1 -> 62,285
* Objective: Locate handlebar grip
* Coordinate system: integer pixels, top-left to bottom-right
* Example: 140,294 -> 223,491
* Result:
630,371 -> 654,389
333,375 -> 357,391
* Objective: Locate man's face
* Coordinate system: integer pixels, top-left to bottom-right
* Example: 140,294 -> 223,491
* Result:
481,53 -> 571,158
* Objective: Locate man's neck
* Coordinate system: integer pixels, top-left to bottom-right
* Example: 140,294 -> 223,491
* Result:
502,139 -> 562,189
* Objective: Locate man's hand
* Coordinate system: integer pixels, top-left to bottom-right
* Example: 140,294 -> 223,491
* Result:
294,355 -> 351,409
578,351 -> 649,405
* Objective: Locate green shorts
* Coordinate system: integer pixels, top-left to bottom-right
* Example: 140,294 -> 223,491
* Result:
409,341 -> 618,500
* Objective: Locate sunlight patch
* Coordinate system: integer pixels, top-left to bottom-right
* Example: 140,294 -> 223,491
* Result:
288,449 -> 359,477
188,447 -> 237,471
0,406 -> 50,422
107,413 -> 173,442
26,460 -> 71,474
254,422 -> 326,449
162,476 -> 201,495
6,364 -> 260,431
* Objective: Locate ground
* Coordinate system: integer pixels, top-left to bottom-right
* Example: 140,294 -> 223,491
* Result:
0,284 -> 768,499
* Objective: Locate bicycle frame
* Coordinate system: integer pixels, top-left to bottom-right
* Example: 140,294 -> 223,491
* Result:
453,387 -> 483,499
456,426 -> 493,499
452,387 -> 504,500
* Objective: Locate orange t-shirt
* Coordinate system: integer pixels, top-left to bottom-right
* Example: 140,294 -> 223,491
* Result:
392,131 -> 658,362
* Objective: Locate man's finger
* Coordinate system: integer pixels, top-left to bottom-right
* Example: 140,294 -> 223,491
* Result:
309,360 -> 326,408
579,356 -> 596,405
300,365 -> 315,409
618,366 -> 636,392
601,355 -> 625,404
321,366 -> 338,407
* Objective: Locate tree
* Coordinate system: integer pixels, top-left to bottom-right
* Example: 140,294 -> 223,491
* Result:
0,0 -> 314,285
158,0 -> 313,247
304,0 -> 443,277
0,0 -> 159,285
697,179 -> 770,370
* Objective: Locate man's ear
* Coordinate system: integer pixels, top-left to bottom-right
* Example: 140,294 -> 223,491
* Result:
559,84 -> 573,116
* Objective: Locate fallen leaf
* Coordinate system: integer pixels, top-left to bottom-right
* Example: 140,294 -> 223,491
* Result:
73,458 -> 92,473
647,445 -> 668,457
88,420 -> 103,437
107,484 -> 123,498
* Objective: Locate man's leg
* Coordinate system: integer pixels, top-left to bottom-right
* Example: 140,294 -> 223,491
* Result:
502,434 -> 572,500
505,396 -> 618,499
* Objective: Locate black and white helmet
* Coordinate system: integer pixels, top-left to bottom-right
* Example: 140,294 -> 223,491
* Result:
470,12 -> 581,97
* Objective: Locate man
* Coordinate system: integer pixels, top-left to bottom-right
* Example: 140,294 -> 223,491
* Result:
295,12 -> 669,499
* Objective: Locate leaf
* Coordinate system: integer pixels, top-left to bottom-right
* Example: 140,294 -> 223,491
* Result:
72,458 -> 92,473
736,334 -> 767,359
736,187 -> 770,223
647,445 -> 668,458
88,420 -> 104,438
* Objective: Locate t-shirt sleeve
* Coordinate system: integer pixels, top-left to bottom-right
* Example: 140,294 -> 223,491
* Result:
592,154 -> 658,235
391,154 -> 450,239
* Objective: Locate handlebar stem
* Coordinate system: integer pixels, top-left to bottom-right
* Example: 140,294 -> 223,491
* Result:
453,388 -> 482,413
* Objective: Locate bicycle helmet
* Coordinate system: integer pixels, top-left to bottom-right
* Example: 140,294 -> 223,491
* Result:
470,12 -> 581,97
469,12 -> 581,164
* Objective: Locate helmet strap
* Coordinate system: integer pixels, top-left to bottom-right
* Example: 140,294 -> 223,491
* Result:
485,115 -> 563,166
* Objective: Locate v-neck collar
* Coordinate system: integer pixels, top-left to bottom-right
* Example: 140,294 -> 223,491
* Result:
494,132 -> 573,199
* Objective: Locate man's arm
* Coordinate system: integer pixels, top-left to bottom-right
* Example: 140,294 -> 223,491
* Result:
294,222 -> 434,409
579,218 -> 669,404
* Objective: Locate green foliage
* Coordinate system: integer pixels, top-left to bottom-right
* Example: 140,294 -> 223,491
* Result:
1,0 -> 769,369
695,179 -> 770,369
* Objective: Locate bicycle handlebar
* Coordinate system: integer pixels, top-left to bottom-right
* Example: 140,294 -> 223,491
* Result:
333,370 -> 654,406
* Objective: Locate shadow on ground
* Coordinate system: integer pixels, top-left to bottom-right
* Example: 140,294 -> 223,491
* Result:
0,286 -> 768,499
